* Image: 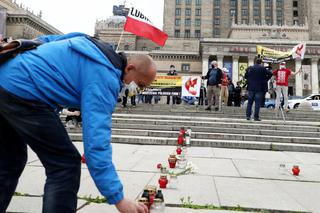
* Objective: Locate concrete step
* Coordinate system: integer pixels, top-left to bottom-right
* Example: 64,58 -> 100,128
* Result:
70,134 -> 320,153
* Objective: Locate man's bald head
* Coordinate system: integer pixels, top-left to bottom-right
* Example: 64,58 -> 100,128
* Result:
123,54 -> 157,89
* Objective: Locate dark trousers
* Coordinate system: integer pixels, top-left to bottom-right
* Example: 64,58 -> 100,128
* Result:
166,96 -> 176,104
0,87 -> 81,213
246,91 -> 263,119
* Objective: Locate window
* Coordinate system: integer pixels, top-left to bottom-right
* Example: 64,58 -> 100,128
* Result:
253,9 -> 260,17
175,19 -> 181,26
195,19 -> 201,26
186,0 -> 192,5
214,0 -> 220,7
174,30 -> 181,37
182,64 -> 190,72
277,10 -> 282,17
242,0 -> 248,6
176,0 -> 181,5
214,8 -> 220,16
195,8 -> 201,16
293,10 -> 298,17
230,0 -> 236,7
277,19 -> 283,26
195,30 -> 201,38
265,9 -> 271,17
142,46 -> 147,51
196,0 -> 201,5
230,9 -> 236,17
185,8 -> 191,16
185,18 -> 191,26
293,1 -> 298,7
265,0 -> 271,7
184,30 -> 191,38
266,19 -> 272,25
213,28 -> 220,37
124,45 -> 129,50
242,9 -> 248,16
276,0 -> 283,7
254,19 -> 261,25
293,19 -> 299,25
175,8 -> 181,16
214,18 -> 220,25
253,0 -> 260,7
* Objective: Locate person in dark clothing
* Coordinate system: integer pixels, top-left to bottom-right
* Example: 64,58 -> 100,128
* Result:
202,60 -> 223,111
245,58 -> 273,121
167,65 -> 177,105
198,83 -> 207,105
122,88 -> 137,107
234,81 -> 242,107
227,81 -> 235,106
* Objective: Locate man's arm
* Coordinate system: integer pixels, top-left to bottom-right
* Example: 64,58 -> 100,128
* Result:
292,68 -> 302,76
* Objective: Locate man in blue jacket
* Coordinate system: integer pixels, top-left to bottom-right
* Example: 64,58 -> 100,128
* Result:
244,57 -> 272,121
0,33 -> 155,213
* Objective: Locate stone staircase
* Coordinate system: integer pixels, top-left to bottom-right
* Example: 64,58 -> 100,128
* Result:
64,105 -> 320,153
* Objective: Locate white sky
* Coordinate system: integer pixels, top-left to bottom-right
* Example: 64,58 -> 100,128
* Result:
15,0 -> 164,36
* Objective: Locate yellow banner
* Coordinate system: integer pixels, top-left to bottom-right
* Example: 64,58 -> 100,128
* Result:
238,63 -> 248,78
150,76 -> 182,88
257,45 -> 292,58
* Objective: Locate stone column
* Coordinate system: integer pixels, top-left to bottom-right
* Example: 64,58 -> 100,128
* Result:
237,0 -> 242,24
202,55 -> 209,76
272,0 -> 277,25
217,55 -> 224,69
261,0 -> 265,25
232,56 -> 239,84
295,59 -> 303,96
249,0 -> 254,24
248,56 -> 255,66
311,58 -> 319,94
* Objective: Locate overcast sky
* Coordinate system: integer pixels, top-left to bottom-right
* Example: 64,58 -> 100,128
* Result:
15,0 -> 164,36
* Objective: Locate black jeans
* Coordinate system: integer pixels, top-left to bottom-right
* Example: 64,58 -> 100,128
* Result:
0,87 -> 81,213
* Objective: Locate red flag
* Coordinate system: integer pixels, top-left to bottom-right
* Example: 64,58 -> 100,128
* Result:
124,7 -> 168,46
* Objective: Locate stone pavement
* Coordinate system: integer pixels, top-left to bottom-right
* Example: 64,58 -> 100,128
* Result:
8,143 -> 320,213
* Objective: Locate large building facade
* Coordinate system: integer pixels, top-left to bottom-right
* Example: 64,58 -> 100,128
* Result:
0,0 -> 61,39
96,0 -> 320,96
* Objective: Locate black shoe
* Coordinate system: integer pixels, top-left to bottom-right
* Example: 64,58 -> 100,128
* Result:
205,106 -> 211,111
254,118 -> 261,121
214,107 -> 219,111
246,117 -> 251,121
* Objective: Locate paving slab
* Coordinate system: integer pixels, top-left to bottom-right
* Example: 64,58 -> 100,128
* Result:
7,196 -> 86,213
148,174 -> 220,206
273,180 -> 320,213
285,151 -> 320,164
190,157 -> 240,177
213,148 -> 297,162
27,147 -> 39,164
16,166 -> 46,196
214,177 -> 308,212
78,170 -> 155,200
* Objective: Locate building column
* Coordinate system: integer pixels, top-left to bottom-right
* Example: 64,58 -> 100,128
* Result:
248,56 -> 255,66
295,59 -> 303,96
249,0 -> 254,25
237,0 -> 242,24
217,55 -> 224,69
311,58 -> 319,94
272,0 -> 277,25
261,0 -> 265,25
202,55 -> 209,77
232,56 -> 239,83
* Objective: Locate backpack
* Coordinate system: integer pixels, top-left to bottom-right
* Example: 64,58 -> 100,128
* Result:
208,68 -> 219,85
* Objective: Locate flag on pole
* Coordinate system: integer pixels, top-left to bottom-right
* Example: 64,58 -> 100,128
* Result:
124,7 -> 168,46
291,43 -> 306,60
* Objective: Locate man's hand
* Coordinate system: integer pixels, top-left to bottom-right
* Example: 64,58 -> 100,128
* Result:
115,198 -> 148,213
73,111 -> 81,116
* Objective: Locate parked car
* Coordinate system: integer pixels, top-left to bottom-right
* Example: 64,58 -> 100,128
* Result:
288,94 -> 320,110
264,98 -> 276,109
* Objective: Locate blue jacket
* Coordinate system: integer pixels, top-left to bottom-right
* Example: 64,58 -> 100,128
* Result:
0,33 -> 124,204
244,64 -> 273,92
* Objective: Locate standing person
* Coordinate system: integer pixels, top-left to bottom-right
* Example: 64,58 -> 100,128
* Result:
203,60 -> 223,111
166,65 -> 177,105
0,33 -> 155,213
227,81 -> 235,106
220,68 -> 230,107
273,61 -> 300,112
245,58 -> 273,121
234,81 -> 242,107
198,82 -> 207,106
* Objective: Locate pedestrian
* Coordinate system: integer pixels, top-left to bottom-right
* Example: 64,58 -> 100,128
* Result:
273,61 -> 300,112
245,57 -> 273,121
227,81 -> 235,106
220,68 -> 230,107
234,81 -> 242,107
198,82 -> 207,106
166,64 -> 177,105
203,60 -> 223,111
0,32 -> 155,213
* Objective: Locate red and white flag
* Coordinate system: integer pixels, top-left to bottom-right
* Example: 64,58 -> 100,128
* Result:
124,7 -> 168,46
291,43 -> 306,60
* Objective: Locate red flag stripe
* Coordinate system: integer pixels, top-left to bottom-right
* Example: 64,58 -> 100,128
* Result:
124,16 -> 168,46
